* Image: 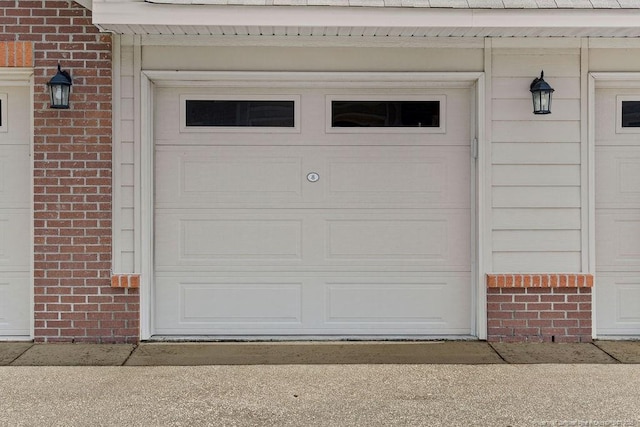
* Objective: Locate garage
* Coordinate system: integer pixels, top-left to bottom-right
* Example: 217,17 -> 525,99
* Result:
595,84 -> 640,337
151,78 -> 474,337
0,84 -> 31,337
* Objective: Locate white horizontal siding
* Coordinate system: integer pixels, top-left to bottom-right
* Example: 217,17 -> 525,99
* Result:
492,77 -> 580,100
493,252 -> 582,272
493,99 -> 580,121
493,165 -> 580,186
493,230 -> 581,252
493,121 -> 581,143
493,187 -> 581,208
492,52 -> 580,78
117,38 -> 137,274
490,46 -> 582,273
492,142 -> 580,164
493,208 -> 581,230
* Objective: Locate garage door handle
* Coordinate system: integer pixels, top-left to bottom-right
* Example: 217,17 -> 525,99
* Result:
307,172 -> 320,182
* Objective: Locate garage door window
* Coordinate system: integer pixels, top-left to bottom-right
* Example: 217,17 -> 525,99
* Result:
616,96 -> 640,133
181,95 -> 300,133
327,95 -> 445,133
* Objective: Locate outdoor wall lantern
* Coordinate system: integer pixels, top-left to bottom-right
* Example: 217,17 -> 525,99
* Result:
48,63 -> 72,109
530,70 -> 554,115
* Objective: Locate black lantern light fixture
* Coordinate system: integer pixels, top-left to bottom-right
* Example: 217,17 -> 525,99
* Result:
48,63 -> 72,109
530,70 -> 554,115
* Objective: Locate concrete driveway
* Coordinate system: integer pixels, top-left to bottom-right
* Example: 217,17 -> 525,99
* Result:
1,364 -> 639,426
1,341 -> 639,426
3,341 -> 640,366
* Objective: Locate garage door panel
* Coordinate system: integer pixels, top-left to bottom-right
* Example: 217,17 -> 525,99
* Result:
155,214 -> 303,266
327,219 -> 448,261
156,146 -> 469,209
325,212 -> 470,267
155,279 -> 303,333
324,276 -> 471,331
596,274 -> 640,335
155,274 -> 470,335
0,275 -> 30,336
0,145 -> 30,208
0,211 -> 30,271
618,286 -> 640,323
325,148 -> 469,208
156,147 -> 305,206
156,210 -> 469,270
596,211 -> 640,271
596,147 -> 640,208
179,283 -> 302,324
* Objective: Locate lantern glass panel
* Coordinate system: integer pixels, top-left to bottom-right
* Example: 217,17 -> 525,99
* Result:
532,92 -> 542,113
50,84 -> 70,109
532,90 -> 552,114
540,91 -> 550,112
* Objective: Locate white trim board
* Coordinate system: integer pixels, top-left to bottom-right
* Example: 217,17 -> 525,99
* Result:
580,38 -> 589,277
0,69 -> 35,84
142,71 -> 483,87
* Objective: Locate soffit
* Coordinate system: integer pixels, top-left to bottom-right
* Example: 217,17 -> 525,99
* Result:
92,2 -> 640,37
146,0 -> 640,7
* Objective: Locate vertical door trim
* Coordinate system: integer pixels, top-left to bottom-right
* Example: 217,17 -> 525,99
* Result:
140,71 -> 154,340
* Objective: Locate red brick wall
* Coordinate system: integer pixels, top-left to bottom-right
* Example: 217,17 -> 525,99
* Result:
487,274 -> 593,343
2,1 -> 139,343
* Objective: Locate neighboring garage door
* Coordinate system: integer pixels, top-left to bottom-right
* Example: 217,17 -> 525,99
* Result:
153,83 -> 473,337
0,85 -> 30,337
595,86 -> 640,337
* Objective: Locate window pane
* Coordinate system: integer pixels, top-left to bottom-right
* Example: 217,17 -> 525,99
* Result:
622,101 -> 640,128
332,101 -> 440,128
186,100 -> 295,127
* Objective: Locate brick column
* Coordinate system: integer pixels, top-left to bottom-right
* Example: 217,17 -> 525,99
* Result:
487,274 -> 594,343
0,1 -> 139,342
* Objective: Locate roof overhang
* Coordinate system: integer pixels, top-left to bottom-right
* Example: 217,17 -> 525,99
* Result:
92,1 -> 640,38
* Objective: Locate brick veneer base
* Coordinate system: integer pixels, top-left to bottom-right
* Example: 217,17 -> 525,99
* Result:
487,274 -> 593,343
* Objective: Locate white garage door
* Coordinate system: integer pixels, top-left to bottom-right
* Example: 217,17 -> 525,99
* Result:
595,87 -> 640,337
0,85 -> 31,337
153,84 -> 473,337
